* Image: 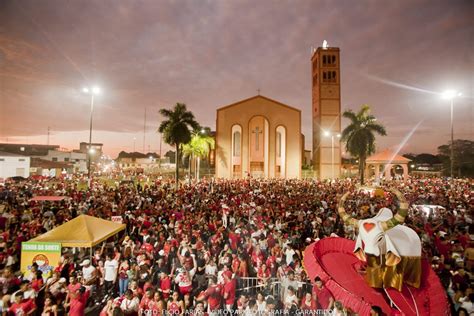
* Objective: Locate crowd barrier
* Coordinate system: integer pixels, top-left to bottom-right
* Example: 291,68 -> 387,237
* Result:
236,277 -> 313,301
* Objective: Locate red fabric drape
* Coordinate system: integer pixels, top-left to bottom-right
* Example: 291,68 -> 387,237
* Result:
302,237 -> 449,316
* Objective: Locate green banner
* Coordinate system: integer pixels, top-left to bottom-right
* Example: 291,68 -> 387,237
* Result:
22,242 -> 61,253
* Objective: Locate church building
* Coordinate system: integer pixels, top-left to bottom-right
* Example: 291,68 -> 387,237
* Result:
215,95 -> 302,179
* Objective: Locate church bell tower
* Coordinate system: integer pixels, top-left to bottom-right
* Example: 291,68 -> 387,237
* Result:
311,41 -> 342,179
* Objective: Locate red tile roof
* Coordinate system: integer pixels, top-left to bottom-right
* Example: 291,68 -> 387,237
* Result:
366,149 -> 411,163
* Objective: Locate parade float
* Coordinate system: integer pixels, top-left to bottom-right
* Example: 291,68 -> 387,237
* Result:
303,188 -> 449,316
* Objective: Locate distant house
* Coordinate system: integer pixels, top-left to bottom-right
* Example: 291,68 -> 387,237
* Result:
0,143 -> 59,156
116,152 -> 160,172
40,149 -> 87,173
0,151 -> 30,179
0,143 -> 87,175
30,158 -> 74,177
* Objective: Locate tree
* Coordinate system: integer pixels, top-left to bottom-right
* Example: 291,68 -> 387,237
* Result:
181,128 -> 215,179
158,103 -> 200,188
438,139 -> 474,177
341,104 -> 387,184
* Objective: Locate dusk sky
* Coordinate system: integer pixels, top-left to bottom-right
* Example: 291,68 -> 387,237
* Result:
0,0 -> 472,157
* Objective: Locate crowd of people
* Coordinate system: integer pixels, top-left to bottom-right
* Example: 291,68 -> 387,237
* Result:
0,176 -> 472,316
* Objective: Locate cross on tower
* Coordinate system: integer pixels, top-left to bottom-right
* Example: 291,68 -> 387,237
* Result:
252,126 -> 263,150
257,88 -> 260,95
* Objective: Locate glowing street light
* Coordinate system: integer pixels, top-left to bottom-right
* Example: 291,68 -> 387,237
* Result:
441,89 -> 462,178
82,85 -> 101,178
324,131 -> 341,179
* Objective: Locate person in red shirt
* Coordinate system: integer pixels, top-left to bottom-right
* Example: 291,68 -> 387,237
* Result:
147,292 -> 165,316
197,276 -> 222,315
67,286 -> 90,316
167,291 -> 184,315
8,292 -> 36,315
66,274 -> 82,306
159,272 -> 171,299
257,263 -> 271,286
300,292 -> 318,314
139,287 -> 154,315
222,271 -> 236,311
228,231 -> 240,251
30,271 -> 44,292
312,277 -> 334,310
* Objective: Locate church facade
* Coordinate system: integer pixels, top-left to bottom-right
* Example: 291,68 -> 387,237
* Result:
215,95 -> 301,179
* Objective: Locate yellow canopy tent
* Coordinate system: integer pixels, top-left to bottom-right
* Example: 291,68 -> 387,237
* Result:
30,215 -> 126,247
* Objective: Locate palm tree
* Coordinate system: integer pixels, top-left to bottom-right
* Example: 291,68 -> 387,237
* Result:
341,104 -> 387,184
182,128 -> 215,179
158,103 -> 200,188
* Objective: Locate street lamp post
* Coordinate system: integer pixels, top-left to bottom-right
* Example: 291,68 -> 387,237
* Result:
82,86 -> 100,179
442,90 -> 462,178
324,131 -> 341,179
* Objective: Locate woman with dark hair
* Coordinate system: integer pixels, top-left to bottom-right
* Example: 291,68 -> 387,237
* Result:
300,292 -> 317,314
41,295 -> 58,316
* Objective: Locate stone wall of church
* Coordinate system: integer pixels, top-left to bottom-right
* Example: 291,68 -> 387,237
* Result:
216,96 -> 301,179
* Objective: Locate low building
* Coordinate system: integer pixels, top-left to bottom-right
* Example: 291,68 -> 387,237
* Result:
0,151 -> 30,179
116,152 -> 161,173
0,143 -> 87,175
30,158 -> 73,177
39,149 -> 87,173
0,143 -> 59,156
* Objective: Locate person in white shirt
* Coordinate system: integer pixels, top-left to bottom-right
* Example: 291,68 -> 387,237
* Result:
256,292 -> 266,314
222,205 -> 229,228
103,254 -> 118,296
459,293 -> 474,315
205,259 -> 218,276
280,271 -> 299,303
285,246 -> 296,266
120,289 -> 140,315
81,259 -> 97,294
284,286 -> 298,311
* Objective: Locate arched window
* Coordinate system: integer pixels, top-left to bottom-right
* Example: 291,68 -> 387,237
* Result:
233,131 -> 241,157
277,132 -> 282,158
275,126 -> 286,178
